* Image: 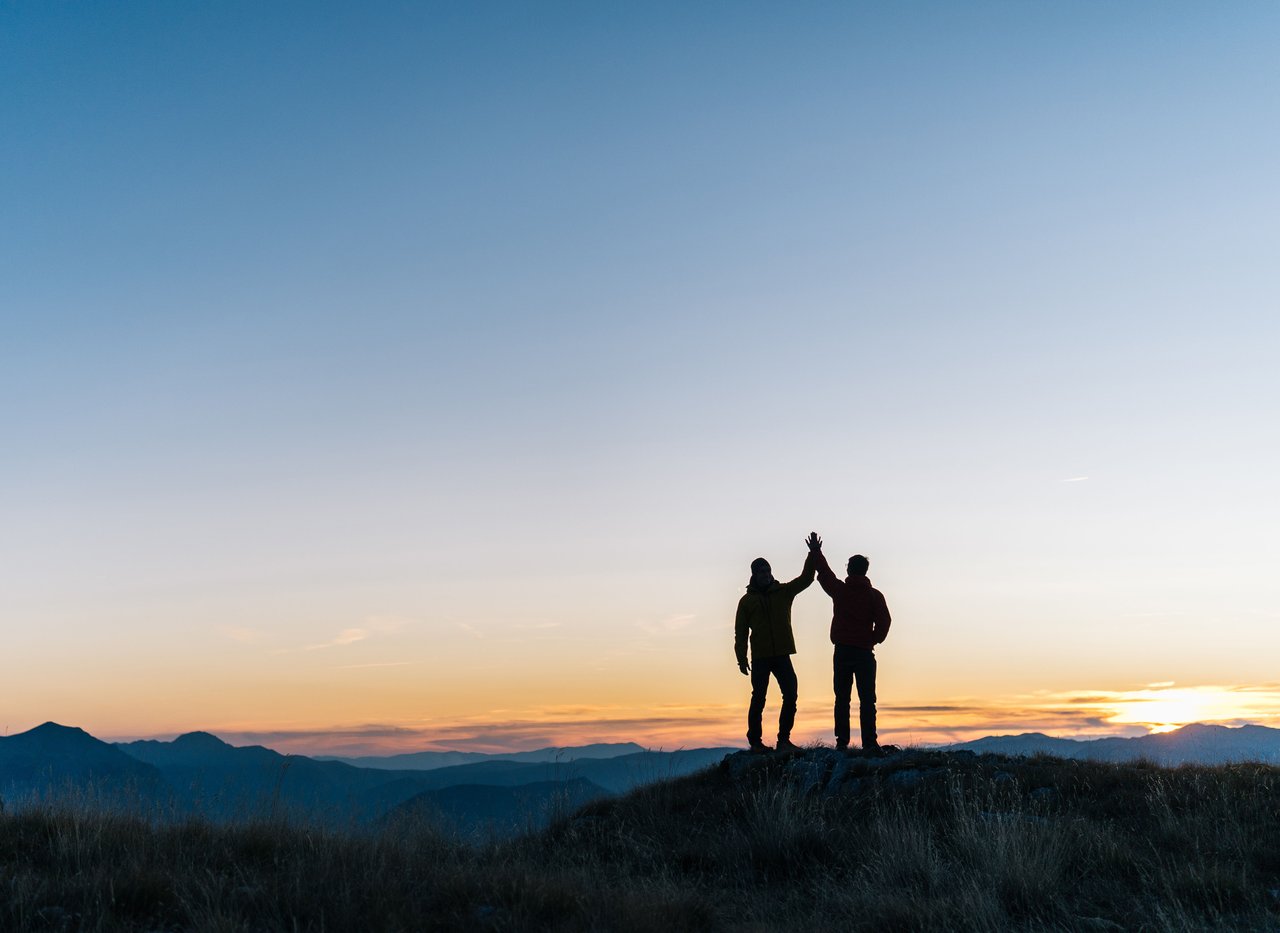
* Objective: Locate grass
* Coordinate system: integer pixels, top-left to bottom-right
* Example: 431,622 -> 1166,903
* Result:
2,750 -> 1279,931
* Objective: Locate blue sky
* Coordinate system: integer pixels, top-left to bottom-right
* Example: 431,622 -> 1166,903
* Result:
2,2 -> 1278,749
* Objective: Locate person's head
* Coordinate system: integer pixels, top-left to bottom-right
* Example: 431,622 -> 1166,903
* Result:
847,554 -> 870,578
750,557 -> 773,586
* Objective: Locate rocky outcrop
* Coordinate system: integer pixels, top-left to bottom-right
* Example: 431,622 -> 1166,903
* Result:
719,745 -> 1065,804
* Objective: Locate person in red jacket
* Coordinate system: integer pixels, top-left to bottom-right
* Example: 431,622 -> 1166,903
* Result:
805,532 -> 892,754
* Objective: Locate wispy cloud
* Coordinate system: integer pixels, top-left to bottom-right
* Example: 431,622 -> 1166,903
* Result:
637,613 -> 698,636
304,628 -> 368,651
291,615 -> 413,653
1061,476 -> 1090,483
333,661 -> 414,670
133,684 -> 1280,757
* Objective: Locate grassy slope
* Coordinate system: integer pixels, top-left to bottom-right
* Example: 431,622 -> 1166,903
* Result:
2,749 -> 1279,931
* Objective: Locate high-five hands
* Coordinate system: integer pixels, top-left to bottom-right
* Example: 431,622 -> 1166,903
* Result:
806,532 -> 822,552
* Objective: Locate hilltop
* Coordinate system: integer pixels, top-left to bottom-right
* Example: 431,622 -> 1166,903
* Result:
2,746 -> 1278,931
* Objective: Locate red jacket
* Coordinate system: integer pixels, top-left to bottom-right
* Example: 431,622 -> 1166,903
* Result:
814,550 -> 891,649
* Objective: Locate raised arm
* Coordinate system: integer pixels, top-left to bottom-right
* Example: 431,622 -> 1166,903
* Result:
807,532 -> 841,596
780,550 -> 816,596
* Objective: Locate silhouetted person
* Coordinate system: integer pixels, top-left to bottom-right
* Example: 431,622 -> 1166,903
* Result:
735,550 -> 815,753
807,533 -> 891,754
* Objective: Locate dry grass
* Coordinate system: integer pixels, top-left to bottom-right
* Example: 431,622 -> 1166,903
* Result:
2,751 -> 1279,931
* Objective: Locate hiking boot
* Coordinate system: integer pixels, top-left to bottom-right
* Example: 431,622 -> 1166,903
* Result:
861,743 -> 887,759
835,741 -> 850,752
775,738 -> 803,754
748,741 -> 774,754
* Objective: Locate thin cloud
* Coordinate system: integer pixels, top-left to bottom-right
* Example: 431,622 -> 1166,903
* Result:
125,684 -> 1280,757
334,661 -> 413,670
637,613 -> 698,635
1061,476 -> 1090,483
304,628 -> 367,651
291,615 -> 412,653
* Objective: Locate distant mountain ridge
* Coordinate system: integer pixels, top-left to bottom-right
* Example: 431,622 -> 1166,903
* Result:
949,722 -> 1280,764
0,722 -> 732,835
11,720 -> 1279,832
319,742 -> 648,772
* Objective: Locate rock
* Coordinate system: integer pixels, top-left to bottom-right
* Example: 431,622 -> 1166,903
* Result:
807,748 -> 842,768
824,756 -> 859,796
887,768 -> 924,789
785,756 -> 830,797
723,752 -> 769,781
1030,786 -> 1059,804
992,771 -> 1016,786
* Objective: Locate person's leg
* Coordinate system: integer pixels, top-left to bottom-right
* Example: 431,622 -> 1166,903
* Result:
853,649 -> 878,748
775,656 -> 798,743
747,659 -> 771,745
832,645 -> 854,748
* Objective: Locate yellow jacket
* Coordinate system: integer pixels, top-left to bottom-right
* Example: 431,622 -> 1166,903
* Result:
734,554 -> 815,665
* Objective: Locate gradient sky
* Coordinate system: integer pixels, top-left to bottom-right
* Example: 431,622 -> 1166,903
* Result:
3,2 -> 1279,753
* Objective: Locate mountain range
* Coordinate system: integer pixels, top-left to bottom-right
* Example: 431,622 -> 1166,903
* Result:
6,721 -> 1280,835
319,742 -> 647,771
0,723 -> 732,834
947,722 -> 1280,765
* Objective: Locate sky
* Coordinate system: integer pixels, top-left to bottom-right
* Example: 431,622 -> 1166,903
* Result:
3,2 -> 1279,754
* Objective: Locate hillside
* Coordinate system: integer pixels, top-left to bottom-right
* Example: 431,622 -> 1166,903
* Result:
2,746 -> 1278,930
387,777 -> 610,837
0,723 -> 165,807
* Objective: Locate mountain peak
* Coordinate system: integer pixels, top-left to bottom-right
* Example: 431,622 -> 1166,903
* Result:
28,721 -> 90,737
17,722 -> 98,745
172,731 -> 230,749
1170,723 -> 1229,736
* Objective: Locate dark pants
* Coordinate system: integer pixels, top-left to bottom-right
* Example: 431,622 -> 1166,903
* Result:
833,644 -> 877,748
747,655 -> 797,744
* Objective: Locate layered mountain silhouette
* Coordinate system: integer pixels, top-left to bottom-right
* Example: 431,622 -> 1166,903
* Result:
949,722 -> 1280,764
322,742 -> 646,771
7,721 -> 1279,834
0,722 -> 732,834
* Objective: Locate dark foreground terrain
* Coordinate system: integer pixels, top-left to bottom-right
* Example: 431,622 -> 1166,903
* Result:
3,747 -> 1279,931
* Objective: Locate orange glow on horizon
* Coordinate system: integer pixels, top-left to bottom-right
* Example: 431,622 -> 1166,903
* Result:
92,682 -> 1280,756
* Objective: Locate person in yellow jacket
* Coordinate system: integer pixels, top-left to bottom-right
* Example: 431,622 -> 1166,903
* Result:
734,546 -> 816,753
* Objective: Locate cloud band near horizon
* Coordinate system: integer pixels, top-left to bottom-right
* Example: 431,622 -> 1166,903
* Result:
100,683 -> 1280,756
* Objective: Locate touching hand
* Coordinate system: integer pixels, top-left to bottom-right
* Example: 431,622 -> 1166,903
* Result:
806,532 -> 822,552
739,661 -> 750,676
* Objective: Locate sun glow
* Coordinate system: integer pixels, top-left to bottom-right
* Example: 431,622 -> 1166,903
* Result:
1085,685 -> 1280,735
